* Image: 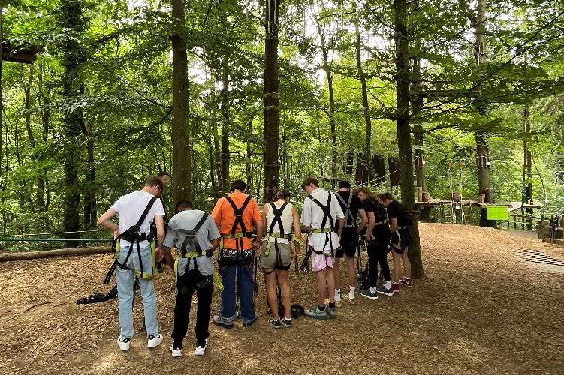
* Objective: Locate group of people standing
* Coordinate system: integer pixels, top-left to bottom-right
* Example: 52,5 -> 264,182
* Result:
96,175 -> 413,357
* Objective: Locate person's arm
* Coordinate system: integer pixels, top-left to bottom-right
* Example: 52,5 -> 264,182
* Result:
365,211 -> 375,240
261,204 -> 269,239
292,206 -> 302,237
389,217 -> 398,233
357,208 -> 368,233
97,208 -> 119,238
154,215 -> 165,247
337,218 -> 344,237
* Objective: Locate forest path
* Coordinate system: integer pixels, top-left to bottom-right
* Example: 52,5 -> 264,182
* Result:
0,223 -> 562,375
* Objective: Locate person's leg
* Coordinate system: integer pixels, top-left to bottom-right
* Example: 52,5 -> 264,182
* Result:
345,255 -> 357,289
171,272 -> 194,349
138,277 -> 159,338
402,247 -> 412,280
219,265 -> 236,321
392,251 -> 403,282
238,264 -> 256,324
116,266 -> 135,339
333,256 -> 341,301
367,241 -> 379,289
277,270 -> 291,319
195,277 -> 213,346
325,266 -> 336,304
316,269 -> 327,306
265,270 -> 279,319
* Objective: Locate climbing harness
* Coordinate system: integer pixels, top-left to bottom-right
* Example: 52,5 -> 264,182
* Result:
103,197 -> 158,284
336,193 -> 356,228
308,193 -> 337,257
264,202 -> 292,272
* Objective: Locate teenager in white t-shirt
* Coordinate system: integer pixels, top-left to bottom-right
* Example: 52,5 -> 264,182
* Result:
97,176 -> 165,351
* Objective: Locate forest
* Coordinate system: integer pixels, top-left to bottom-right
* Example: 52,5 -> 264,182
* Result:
0,0 -> 562,245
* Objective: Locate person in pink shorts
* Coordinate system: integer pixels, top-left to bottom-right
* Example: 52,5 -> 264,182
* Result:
300,177 -> 344,320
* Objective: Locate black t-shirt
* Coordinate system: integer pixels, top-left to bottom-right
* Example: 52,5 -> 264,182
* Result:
387,200 -> 411,228
362,198 -> 391,242
336,191 -> 362,228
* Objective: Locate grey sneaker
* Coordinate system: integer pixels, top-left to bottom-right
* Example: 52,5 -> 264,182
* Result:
304,306 -> 329,320
269,319 -> 284,329
375,285 -> 395,297
327,307 -> 337,319
281,318 -> 292,328
212,315 -> 234,329
360,289 -> 379,300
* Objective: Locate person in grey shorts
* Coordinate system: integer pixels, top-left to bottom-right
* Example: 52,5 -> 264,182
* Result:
260,190 -> 302,328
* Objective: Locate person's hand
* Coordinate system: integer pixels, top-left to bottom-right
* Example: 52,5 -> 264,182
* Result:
252,240 -> 261,253
364,233 -> 372,242
155,247 -> 164,263
113,228 -> 119,240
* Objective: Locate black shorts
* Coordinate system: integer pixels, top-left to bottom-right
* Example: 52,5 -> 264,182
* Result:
336,229 -> 358,258
391,228 -> 411,254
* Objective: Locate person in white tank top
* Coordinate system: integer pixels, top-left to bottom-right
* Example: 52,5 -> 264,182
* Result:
260,190 -> 302,328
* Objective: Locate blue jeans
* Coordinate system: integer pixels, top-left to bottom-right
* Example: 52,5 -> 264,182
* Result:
116,245 -> 159,339
220,264 -> 256,324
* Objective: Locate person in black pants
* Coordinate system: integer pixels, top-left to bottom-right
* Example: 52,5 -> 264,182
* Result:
355,187 -> 394,299
160,200 -> 221,357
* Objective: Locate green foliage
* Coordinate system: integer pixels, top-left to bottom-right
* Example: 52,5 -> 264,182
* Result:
0,0 -> 562,241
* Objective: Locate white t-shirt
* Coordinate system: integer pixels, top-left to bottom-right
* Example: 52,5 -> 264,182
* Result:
301,188 -> 344,253
111,190 -> 165,246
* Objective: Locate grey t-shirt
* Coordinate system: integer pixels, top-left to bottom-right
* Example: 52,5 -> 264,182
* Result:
164,209 -> 221,276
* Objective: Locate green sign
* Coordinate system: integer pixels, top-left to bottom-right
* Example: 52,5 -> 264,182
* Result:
487,206 -> 509,221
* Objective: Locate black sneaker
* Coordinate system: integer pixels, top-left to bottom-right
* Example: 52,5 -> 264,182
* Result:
375,285 -> 395,297
242,317 -> 257,327
269,319 -> 284,329
212,315 -> 234,329
281,318 -> 292,328
360,289 -> 379,300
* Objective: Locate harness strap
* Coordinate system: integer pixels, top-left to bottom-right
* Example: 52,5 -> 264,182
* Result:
106,197 -> 158,283
225,195 -> 253,252
336,193 -> 356,228
307,193 -> 336,255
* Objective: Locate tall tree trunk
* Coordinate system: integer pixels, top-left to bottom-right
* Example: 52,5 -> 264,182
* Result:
411,38 -> 427,195
220,57 -> 230,193
83,122 -> 96,229
171,0 -> 191,203
394,0 -> 424,278
37,62 -> 50,213
60,0 -> 86,244
522,105 -> 533,228
0,8 -> 3,178
318,25 -> 337,183
354,6 -> 372,179
474,0 -> 492,204
212,117 -> 221,195
246,119 -> 253,188
263,0 -> 280,202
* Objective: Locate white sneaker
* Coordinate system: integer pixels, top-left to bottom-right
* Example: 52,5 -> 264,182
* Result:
147,334 -> 163,348
169,344 -> 182,357
348,288 -> 355,300
334,289 -> 341,301
194,339 -> 208,356
117,336 -> 131,351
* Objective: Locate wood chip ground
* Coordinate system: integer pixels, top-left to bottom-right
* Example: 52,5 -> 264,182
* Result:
0,224 -> 562,375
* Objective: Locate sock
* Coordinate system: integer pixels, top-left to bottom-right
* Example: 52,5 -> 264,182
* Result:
369,286 -> 376,294
318,305 -> 326,311
328,302 -> 336,308
385,281 -> 392,289
335,289 -> 341,300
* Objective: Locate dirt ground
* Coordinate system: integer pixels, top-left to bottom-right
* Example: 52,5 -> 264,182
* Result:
0,223 -> 562,375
